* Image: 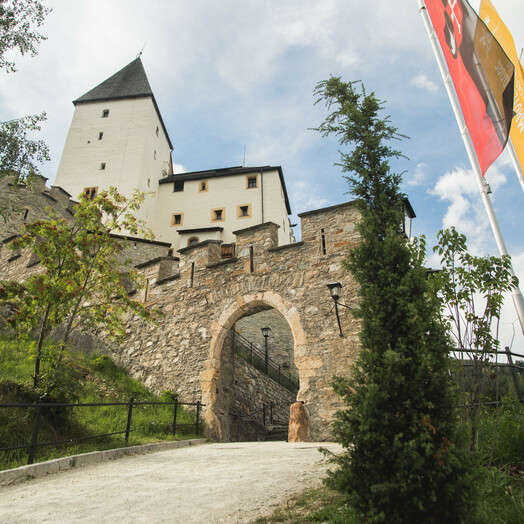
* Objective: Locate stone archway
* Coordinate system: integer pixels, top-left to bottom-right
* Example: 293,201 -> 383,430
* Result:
199,290 -> 308,441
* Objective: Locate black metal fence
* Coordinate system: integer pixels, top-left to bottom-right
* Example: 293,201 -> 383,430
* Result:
234,332 -> 299,394
0,397 -> 203,465
451,346 -> 524,407
229,401 -> 291,427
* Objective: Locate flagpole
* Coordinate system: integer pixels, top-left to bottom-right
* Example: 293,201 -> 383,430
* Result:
417,0 -> 524,334
507,139 -> 524,193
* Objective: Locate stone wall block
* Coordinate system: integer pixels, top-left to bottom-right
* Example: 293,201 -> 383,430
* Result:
49,186 -> 73,208
157,257 -> 179,281
234,222 -> 279,252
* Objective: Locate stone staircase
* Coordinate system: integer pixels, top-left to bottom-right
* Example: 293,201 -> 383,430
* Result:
265,424 -> 289,441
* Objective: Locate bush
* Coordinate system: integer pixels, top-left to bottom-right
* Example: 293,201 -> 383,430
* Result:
478,400 -> 524,466
90,354 -> 117,374
159,390 -> 178,403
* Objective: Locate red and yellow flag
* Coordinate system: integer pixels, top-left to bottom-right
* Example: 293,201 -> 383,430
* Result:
480,0 -> 524,174
424,0 -> 514,175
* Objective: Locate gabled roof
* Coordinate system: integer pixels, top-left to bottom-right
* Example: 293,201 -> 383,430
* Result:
73,58 -> 173,149
159,165 -> 292,215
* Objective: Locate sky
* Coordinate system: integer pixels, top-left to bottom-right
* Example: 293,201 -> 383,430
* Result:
1,0 -> 524,353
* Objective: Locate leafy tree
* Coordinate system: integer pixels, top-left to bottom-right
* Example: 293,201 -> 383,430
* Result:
431,227 -> 517,451
0,0 -> 50,73
0,0 -> 51,221
314,77 -> 475,523
0,188 -> 156,394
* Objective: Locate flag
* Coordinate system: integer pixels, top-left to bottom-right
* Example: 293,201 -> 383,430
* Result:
480,0 -> 524,175
424,0 -> 514,175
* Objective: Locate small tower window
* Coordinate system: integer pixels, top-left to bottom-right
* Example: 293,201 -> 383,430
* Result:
174,180 -> 184,192
154,150 -> 157,160
83,187 -> 98,201
156,126 -> 159,136
237,204 -> 251,218
212,208 -> 225,222
98,132 -> 103,140
102,109 -> 109,118
171,213 -> 183,226
198,180 -> 208,192
100,162 -> 106,170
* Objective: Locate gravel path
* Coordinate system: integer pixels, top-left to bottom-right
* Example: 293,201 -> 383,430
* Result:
0,441 -> 342,523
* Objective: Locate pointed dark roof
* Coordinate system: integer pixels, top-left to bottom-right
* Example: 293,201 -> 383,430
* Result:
73,58 -> 173,149
74,58 -> 153,104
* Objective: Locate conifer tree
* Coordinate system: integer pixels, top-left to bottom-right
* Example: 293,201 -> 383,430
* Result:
314,77 -> 475,523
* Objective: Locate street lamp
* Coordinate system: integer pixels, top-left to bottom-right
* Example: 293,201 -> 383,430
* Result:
326,282 -> 351,337
261,327 -> 271,374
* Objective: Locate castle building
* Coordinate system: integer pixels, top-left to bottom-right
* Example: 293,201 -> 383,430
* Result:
1,58 -> 418,442
54,58 -> 294,253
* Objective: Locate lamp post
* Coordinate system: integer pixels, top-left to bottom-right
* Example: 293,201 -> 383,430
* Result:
261,327 -> 271,375
327,283 -> 343,337
326,282 -> 353,337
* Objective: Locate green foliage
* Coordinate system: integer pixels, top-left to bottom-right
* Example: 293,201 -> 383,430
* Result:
159,390 -> 179,403
314,77 -> 476,522
431,227 -> 517,450
0,113 -> 50,222
0,0 -> 50,73
0,188 -> 158,393
473,466 -> 524,523
0,0 -> 51,221
0,337 -> 198,470
477,400 -> 524,466
90,354 -> 118,373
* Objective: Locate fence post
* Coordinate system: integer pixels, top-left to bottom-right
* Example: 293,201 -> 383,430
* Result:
172,399 -> 179,436
195,401 -> 201,435
27,403 -> 43,465
125,397 -> 135,443
505,347 -> 523,404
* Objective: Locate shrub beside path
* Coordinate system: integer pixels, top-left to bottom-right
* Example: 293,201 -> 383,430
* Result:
0,441 -> 342,523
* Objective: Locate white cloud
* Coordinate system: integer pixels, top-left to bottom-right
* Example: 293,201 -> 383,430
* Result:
410,74 -> 438,94
429,165 -> 507,254
290,181 -> 331,213
172,163 -> 186,174
407,162 -> 430,186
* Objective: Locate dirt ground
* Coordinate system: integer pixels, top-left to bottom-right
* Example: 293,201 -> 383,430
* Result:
0,441 -> 342,523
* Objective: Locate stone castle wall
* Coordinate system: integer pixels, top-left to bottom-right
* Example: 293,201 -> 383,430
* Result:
0,177 -> 171,279
1,178 -> 363,442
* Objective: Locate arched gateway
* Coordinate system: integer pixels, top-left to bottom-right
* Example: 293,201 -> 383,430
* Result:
202,291 -> 307,441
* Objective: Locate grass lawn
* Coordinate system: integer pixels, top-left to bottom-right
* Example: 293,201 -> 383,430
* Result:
0,336 -> 201,470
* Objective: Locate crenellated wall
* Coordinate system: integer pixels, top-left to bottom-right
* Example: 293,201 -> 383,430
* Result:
117,202 -> 362,441
1,178 -> 363,442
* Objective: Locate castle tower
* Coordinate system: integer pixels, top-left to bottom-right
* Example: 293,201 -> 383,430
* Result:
54,58 -> 173,224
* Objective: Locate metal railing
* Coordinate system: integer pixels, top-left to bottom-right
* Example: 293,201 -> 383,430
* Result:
229,401 -> 291,427
451,346 -> 524,408
233,332 -> 299,394
0,397 -> 203,465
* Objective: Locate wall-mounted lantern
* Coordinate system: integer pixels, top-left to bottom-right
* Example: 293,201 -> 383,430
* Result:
327,282 -> 351,337
261,327 -> 271,374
